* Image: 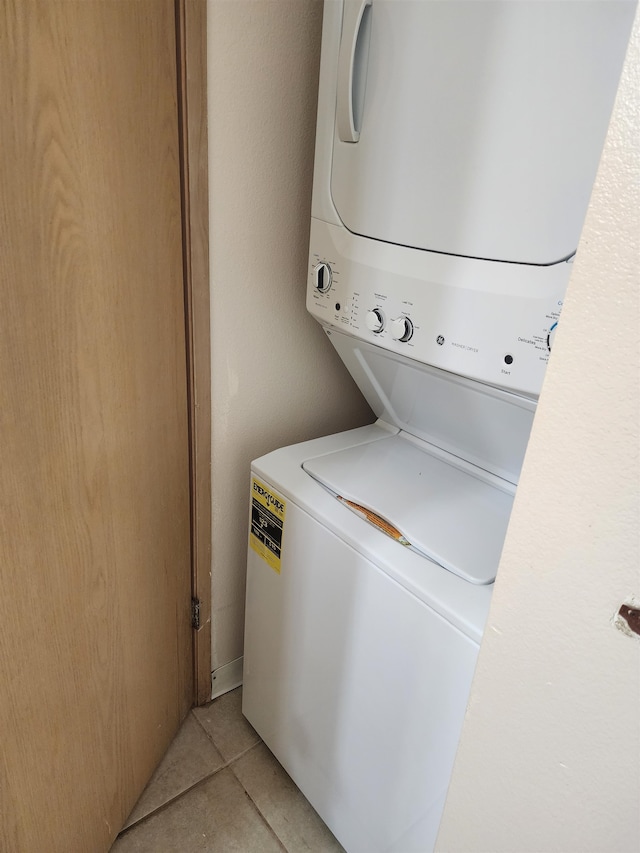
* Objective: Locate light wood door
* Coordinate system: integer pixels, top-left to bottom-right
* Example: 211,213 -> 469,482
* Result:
0,2 -> 193,850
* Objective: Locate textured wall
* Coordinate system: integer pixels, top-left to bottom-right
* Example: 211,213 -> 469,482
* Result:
437,11 -> 639,852
207,1 -> 372,671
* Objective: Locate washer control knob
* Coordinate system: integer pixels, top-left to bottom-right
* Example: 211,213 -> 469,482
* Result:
365,309 -> 385,333
391,316 -> 414,342
313,262 -> 332,294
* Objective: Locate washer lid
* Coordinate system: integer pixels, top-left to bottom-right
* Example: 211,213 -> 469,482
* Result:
303,433 -> 514,585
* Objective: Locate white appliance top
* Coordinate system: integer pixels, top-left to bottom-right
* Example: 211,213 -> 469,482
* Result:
303,432 -> 513,585
253,423 -> 493,641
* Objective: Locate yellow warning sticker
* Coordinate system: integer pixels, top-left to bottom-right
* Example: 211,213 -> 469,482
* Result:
249,478 -> 286,574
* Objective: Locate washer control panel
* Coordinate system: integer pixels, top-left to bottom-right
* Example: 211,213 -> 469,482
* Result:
308,219 -> 570,398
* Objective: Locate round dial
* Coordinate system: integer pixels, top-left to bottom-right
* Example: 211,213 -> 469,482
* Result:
313,262 -> 332,294
366,308 -> 385,333
547,321 -> 558,352
391,316 -> 414,342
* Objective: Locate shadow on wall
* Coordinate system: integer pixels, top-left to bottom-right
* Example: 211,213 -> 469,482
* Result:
207,0 -> 374,674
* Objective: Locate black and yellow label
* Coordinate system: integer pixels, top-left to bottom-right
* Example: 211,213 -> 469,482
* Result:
249,477 -> 286,573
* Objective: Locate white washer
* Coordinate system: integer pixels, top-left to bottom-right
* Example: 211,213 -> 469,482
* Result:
243,344 -> 534,851
243,423 -> 492,853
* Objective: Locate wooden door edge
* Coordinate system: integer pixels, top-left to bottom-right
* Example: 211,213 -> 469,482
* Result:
176,0 -> 212,707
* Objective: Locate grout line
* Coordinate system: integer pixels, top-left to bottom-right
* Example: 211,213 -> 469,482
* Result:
117,738 -> 264,837
189,700 -> 262,758
116,745 -> 282,847
238,787 -> 289,853
224,738 -> 263,766
115,691 -> 343,851
117,767 -> 230,837
117,691 -> 284,844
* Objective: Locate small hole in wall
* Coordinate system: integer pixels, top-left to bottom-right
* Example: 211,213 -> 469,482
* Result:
618,604 -> 640,636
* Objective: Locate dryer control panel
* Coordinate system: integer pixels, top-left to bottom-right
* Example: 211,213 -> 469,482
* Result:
307,218 -> 569,399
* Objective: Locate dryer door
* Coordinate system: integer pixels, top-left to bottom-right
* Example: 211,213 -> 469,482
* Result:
330,0 -> 634,264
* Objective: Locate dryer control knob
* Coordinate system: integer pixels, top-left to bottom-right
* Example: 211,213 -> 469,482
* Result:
547,321 -> 558,352
365,309 -> 385,333
313,262 -> 332,293
391,316 -> 413,342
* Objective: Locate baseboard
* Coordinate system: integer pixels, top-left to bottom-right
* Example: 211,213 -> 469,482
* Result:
210,656 -> 243,700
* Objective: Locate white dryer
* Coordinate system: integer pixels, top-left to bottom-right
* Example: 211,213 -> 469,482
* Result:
242,2 -> 635,851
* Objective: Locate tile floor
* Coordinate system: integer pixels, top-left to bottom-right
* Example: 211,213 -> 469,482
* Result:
110,687 -> 344,853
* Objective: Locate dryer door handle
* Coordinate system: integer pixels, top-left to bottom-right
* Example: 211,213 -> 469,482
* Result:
336,0 -> 372,143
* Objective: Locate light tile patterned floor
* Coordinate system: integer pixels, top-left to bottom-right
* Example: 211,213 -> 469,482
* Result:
110,688 -> 344,852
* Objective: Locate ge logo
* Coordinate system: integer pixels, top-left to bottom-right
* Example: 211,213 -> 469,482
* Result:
436,335 -> 445,346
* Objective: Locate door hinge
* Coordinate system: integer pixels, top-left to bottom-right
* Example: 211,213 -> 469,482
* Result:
191,597 -> 201,630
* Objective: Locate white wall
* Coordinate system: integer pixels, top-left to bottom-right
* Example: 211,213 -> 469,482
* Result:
207,1 -> 372,674
437,11 -> 639,852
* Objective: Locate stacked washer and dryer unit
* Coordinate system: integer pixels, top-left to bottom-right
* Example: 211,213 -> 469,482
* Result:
243,2 -> 635,852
